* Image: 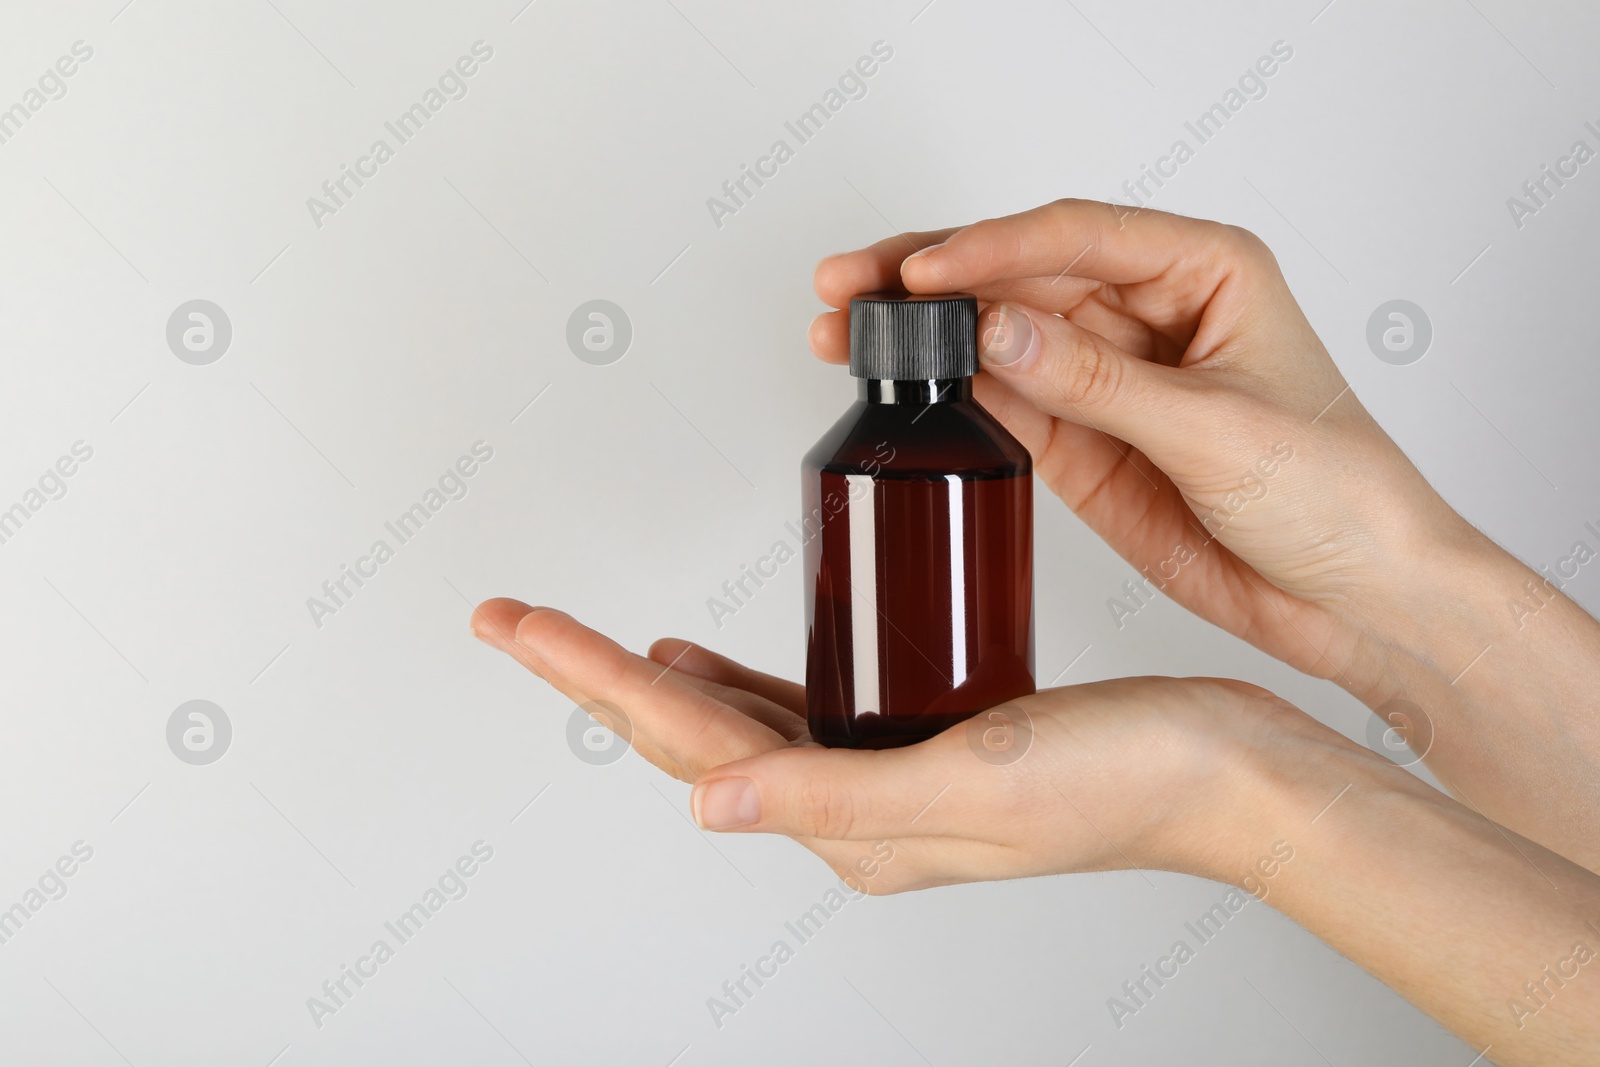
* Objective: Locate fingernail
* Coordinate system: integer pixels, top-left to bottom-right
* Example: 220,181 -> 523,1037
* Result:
979,304 -> 1036,369
692,777 -> 760,830
909,241 -> 945,259
475,625 -> 546,678
471,616 -> 519,650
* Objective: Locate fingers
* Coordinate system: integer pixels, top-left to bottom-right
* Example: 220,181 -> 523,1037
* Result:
689,742 -> 982,841
647,639 -> 808,743
900,199 -> 1236,292
807,202 -> 1233,367
808,309 -> 849,365
813,227 -> 961,308
808,281 -> 1168,368
472,598 -> 681,772
472,599 -> 782,778
647,638 -> 805,716
974,300 -> 1196,451
471,595 -> 538,653
809,228 -> 961,366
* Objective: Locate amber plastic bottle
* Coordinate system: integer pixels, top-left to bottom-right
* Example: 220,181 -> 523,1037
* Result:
803,292 -> 1034,749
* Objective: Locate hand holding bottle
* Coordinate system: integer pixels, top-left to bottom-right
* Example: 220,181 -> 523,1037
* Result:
809,199 -> 1467,689
809,199 -> 1600,872
471,197 -> 1600,1065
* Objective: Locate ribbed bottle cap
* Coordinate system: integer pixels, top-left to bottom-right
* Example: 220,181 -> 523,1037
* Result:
848,292 -> 978,380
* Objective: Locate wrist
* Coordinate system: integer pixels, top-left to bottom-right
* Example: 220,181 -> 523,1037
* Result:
1154,685 -> 1386,887
1227,711 -> 1600,1063
1329,518 -> 1526,708
1324,518 -> 1600,870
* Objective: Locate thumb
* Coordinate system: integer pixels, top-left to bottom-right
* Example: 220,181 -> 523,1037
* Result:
977,301 -> 1191,448
689,743 -> 963,841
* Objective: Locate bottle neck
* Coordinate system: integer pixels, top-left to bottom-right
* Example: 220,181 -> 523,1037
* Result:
859,378 -> 972,405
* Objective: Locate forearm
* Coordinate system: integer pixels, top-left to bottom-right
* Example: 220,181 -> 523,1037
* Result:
1221,739 -> 1600,1066
1341,529 -> 1600,871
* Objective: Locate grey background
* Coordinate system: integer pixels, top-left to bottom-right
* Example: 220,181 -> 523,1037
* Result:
2,0 -> 1596,1064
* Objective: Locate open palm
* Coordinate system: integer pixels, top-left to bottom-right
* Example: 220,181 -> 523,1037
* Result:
471,598 -> 1294,894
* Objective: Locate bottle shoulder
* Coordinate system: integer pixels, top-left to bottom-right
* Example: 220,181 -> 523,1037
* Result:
803,395 -> 1031,480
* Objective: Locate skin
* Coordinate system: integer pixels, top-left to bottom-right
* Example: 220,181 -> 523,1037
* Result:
473,199 -> 1600,1064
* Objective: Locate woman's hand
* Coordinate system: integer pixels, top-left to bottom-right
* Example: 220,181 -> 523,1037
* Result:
471,597 -> 1600,1066
809,199 -> 1600,871
470,598 -> 1291,892
810,199 -> 1469,690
